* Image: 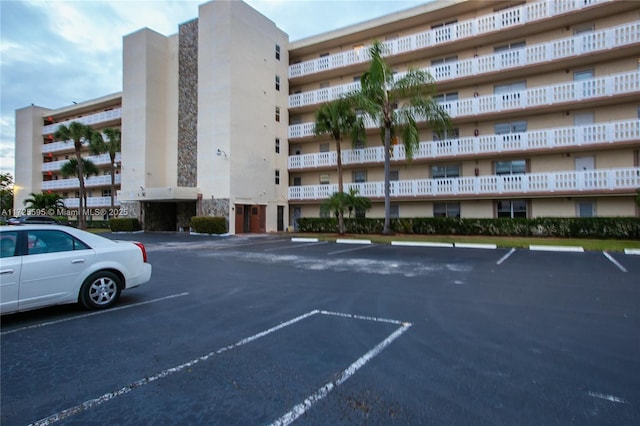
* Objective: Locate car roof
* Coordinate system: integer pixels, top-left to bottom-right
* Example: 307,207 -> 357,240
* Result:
0,224 -> 116,247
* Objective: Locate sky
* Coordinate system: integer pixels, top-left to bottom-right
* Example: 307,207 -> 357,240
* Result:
0,0 -> 429,177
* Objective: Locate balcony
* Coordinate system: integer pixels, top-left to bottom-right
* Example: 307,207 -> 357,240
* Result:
63,197 -> 120,209
42,153 -> 122,172
41,174 -> 121,191
289,21 -> 640,109
41,108 -> 122,135
289,0 -> 612,79
288,71 -> 640,139
288,167 -> 640,201
288,119 -> 639,170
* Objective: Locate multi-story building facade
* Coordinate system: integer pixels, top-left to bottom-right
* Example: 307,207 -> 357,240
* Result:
14,0 -> 640,233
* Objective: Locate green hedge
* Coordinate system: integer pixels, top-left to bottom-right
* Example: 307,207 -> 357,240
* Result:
109,218 -> 141,232
297,217 -> 640,239
190,216 -> 227,234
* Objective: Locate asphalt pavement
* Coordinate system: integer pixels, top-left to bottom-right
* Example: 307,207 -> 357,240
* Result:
2,232 -> 639,425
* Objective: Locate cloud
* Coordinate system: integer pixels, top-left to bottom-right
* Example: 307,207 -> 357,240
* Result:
0,0 -> 428,176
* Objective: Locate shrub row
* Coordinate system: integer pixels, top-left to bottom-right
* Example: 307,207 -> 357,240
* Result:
109,218 -> 141,232
190,216 -> 227,234
297,217 -> 640,239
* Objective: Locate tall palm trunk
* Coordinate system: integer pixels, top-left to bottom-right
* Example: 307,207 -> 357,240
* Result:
75,144 -> 86,229
336,136 -> 345,235
109,153 -> 116,213
382,126 -> 393,234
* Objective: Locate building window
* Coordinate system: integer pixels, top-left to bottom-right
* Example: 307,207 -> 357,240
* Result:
390,170 -> 399,181
433,128 -> 459,142
390,204 -> 400,218
102,189 -> 111,197
577,201 -> 595,217
495,160 -> 526,175
432,164 -> 460,178
293,177 -> 301,186
275,106 -> 280,122
319,174 -> 330,185
497,200 -> 527,218
434,202 -> 460,218
275,169 -> 280,185
353,170 -> 367,183
275,44 -> 280,60
434,92 -> 458,105
275,138 -> 280,153
275,75 -> 280,91
319,143 -> 330,153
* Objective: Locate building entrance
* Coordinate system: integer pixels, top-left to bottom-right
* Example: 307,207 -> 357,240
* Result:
234,204 -> 266,233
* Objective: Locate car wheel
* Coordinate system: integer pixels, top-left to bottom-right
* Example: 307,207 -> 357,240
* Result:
79,271 -> 122,309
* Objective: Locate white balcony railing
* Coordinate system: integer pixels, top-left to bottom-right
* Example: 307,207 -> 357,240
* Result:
288,119 -> 640,170
289,71 -> 640,139
41,108 -> 122,135
289,0 -> 613,79
288,167 -> 640,200
289,21 -> 640,109
42,140 -> 74,154
42,153 -> 122,172
41,174 -> 121,191
63,197 -> 120,209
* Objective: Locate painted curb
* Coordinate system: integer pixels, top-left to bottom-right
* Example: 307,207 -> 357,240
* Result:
454,242 -> 497,250
391,241 -> 453,248
624,248 -> 640,255
291,237 -> 319,243
336,238 -> 372,245
529,245 -> 584,253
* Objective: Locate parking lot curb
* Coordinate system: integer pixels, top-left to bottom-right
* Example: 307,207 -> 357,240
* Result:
291,237 -> 319,243
529,245 -> 584,252
336,238 -> 372,245
391,241 -> 453,248
454,242 -> 498,250
624,248 -> 640,255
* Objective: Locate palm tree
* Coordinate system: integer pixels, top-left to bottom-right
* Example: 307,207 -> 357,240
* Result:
61,158 -> 99,215
90,128 -> 121,213
314,97 -> 366,234
23,192 -> 64,211
54,122 -> 95,229
355,41 -> 451,234
320,188 -> 372,232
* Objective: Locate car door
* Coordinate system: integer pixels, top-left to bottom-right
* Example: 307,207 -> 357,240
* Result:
0,230 -> 22,314
18,229 -> 94,312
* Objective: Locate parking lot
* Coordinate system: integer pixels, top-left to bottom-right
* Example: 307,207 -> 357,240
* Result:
2,233 -> 639,425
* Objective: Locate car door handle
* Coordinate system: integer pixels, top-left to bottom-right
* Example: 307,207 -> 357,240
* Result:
0,269 -> 15,275
71,259 -> 85,264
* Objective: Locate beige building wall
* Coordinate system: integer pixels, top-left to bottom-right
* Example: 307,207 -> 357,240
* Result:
197,0 -> 289,233
14,106 -> 51,210
121,28 -> 175,200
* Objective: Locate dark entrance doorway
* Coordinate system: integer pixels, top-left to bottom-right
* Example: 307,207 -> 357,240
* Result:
235,204 -> 266,233
143,201 -> 196,231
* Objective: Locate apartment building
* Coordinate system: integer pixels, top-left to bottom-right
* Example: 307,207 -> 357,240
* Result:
14,0 -> 640,233
288,0 -> 640,223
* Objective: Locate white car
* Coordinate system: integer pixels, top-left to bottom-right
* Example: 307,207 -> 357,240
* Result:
0,224 -> 152,315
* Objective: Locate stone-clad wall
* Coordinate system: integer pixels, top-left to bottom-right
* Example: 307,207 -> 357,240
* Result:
178,19 -> 198,188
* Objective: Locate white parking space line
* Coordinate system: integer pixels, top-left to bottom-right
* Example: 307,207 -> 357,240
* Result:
328,244 -> 377,256
270,322 -> 411,426
587,392 -> 627,404
496,248 -> 516,265
28,309 -> 411,426
212,239 -> 291,250
1,292 -> 190,336
602,252 -> 627,273
264,241 -> 328,252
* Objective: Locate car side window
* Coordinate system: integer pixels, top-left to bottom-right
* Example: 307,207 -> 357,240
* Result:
27,230 -> 90,255
0,232 -> 18,258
